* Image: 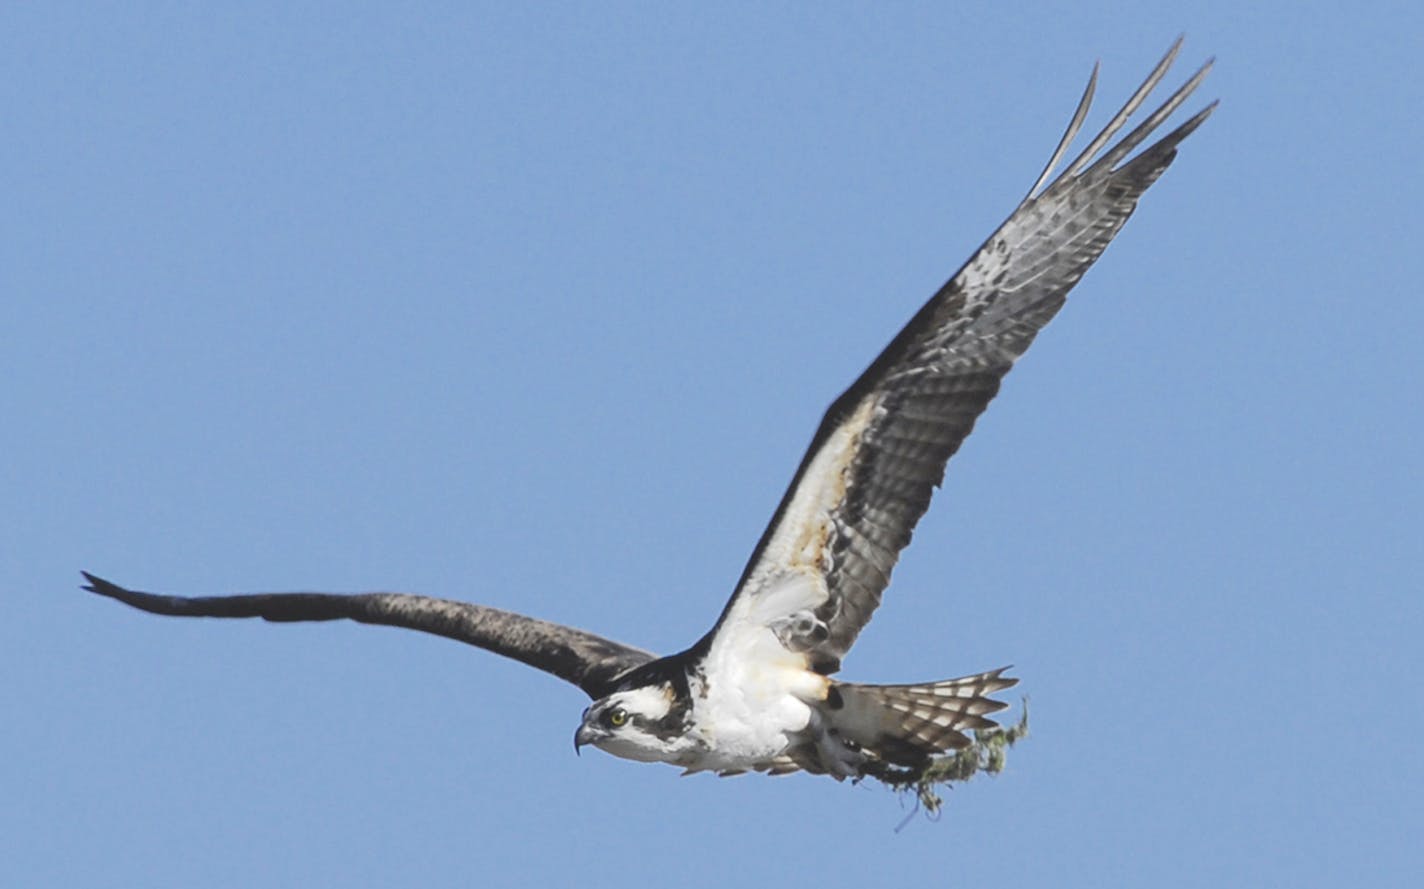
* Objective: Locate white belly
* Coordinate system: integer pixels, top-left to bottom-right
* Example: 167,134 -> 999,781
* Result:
686,572 -> 831,773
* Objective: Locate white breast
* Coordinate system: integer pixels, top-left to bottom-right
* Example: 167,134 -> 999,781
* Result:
688,572 -> 831,772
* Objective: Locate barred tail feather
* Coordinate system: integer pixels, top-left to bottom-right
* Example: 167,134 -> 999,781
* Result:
832,667 -> 1017,768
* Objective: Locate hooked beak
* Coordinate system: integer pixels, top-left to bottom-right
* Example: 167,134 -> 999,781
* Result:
574,723 -> 601,756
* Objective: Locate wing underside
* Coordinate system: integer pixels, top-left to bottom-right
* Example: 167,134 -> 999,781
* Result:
709,39 -> 1215,673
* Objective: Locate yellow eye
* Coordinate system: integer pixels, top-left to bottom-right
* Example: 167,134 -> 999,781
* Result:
606,707 -> 628,728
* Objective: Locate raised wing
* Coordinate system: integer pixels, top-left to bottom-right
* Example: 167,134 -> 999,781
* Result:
81,572 -> 654,698
708,39 -> 1215,674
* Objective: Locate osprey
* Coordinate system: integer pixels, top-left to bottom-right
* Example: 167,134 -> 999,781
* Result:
84,41 -> 1213,783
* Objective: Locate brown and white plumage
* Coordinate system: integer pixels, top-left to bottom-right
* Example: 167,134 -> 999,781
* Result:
716,39 -> 1214,679
82,41 -> 1214,784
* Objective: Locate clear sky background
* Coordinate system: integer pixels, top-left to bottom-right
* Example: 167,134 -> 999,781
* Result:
4,4 -> 1420,888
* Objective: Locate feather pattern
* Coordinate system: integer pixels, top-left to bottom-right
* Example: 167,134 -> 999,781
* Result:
834,668 -> 1018,765
711,39 -> 1216,674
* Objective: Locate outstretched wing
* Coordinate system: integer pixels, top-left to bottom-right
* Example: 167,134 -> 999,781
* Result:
706,40 -> 1216,674
81,572 -> 654,699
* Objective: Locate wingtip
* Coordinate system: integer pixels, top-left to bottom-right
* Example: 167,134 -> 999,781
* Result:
80,571 -> 124,598
1169,99 -> 1220,145
1152,34 -> 1185,77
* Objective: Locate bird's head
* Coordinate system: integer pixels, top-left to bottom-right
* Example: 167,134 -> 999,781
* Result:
574,683 -> 683,764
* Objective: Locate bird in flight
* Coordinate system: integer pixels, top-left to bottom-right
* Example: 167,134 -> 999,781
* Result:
84,40 -> 1213,784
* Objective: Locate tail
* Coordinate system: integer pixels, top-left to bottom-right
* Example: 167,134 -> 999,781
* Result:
830,667 -> 1017,769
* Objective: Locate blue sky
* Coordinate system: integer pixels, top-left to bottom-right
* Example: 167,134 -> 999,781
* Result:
4,4 -> 1420,888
